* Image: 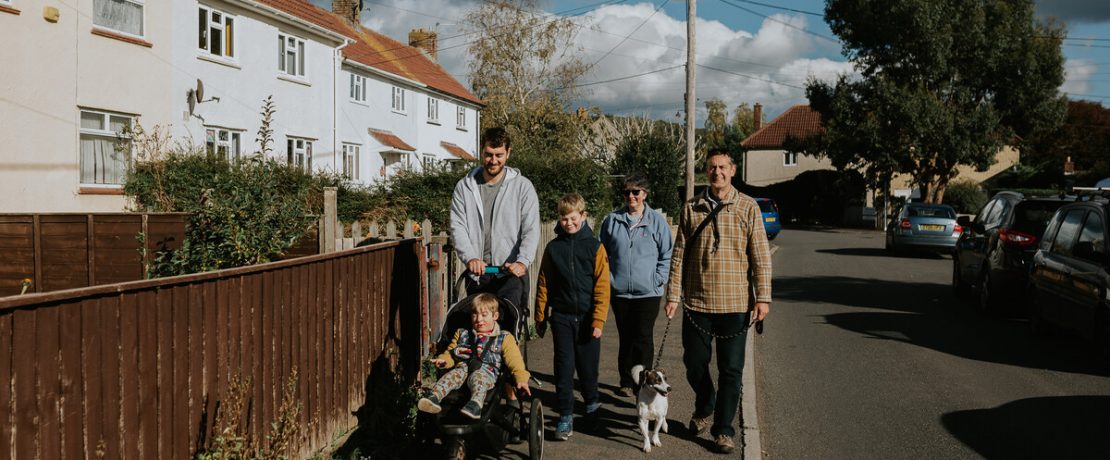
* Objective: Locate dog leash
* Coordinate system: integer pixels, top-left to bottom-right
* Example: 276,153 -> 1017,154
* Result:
653,313 -> 672,369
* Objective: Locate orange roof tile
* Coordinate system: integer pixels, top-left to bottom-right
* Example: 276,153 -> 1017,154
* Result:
256,1 -> 481,106
741,105 -> 824,150
369,128 -> 416,151
441,142 -> 476,161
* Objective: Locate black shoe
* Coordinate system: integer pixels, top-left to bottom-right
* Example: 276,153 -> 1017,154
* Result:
460,400 -> 482,419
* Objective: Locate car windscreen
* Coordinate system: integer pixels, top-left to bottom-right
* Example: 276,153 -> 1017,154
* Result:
906,206 -> 955,219
757,200 -> 776,213
1013,201 -> 1067,236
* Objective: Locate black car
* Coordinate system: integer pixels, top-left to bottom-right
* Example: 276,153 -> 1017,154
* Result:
1028,193 -> 1110,348
952,191 -> 1070,313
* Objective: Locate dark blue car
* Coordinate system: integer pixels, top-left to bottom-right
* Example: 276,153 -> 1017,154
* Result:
756,198 -> 781,240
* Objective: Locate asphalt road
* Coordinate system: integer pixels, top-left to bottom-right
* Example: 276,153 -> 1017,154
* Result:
756,227 -> 1110,459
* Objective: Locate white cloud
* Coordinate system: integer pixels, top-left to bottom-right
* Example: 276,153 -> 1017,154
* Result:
322,0 -> 852,120
1061,59 -> 1097,95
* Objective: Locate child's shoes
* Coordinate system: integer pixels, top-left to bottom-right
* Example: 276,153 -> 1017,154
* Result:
460,400 -> 483,419
417,395 -> 442,414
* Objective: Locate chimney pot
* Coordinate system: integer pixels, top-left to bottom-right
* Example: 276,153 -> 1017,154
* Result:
753,103 -> 763,132
409,28 -> 438,61
332,0 -> 361,25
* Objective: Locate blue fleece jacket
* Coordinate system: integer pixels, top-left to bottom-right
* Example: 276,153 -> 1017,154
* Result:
598,204 -> 674,299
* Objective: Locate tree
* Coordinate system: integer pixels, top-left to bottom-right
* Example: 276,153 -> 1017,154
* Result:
1025,99 -> 1110,185
704,99 -> 729,149
610,126 -> 684,216
808,0 -> 1067,203
731,103 -> 762,139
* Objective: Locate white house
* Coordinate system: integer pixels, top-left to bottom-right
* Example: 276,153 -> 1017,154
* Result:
0,0 -> 175,212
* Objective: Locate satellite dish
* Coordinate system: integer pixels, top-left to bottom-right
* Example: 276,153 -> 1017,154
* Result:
196,79 -> 205,103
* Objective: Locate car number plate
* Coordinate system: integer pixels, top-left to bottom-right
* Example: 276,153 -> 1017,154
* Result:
919,224 -> 944,231
765,217 -> 776,222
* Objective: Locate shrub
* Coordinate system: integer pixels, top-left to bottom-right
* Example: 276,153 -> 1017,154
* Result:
511,150 -> 611,221
944,179 -> 988,214
609,129 -> 684,216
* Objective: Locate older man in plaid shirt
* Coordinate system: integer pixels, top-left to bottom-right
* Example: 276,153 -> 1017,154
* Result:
664,149 -> 772,454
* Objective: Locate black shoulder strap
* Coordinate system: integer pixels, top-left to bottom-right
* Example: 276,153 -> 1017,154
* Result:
689,200 -> 727,243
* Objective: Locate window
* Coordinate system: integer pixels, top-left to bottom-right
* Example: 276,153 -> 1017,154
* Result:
422,154 -> 436,170
79,109 -> 132,185
427,98 -> 439,124
783,151 -> 798,166
1075,213 -> 1106,263
342,143 -> 360,179
350,74 -> 366,103
286,137 -> 313,172
94,0 -> 144,37
198,6 -> 235,59
278,33 -> 306,78
1051,210 -> 1086,256
205,127 -> 242,161
456,106 -> 466,129
391,86 -> 406,113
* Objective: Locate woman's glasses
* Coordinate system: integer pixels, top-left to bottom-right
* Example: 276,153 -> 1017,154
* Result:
622,189 -> 644,197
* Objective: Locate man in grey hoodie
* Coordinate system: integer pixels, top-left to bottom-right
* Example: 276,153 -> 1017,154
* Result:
450,127 -> 541,316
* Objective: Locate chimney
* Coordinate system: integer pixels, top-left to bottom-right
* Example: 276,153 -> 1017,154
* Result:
752,103 -> 763,132
1064,156 -> 1075,176
332,0 -> 361,25
408,28 -> 438,61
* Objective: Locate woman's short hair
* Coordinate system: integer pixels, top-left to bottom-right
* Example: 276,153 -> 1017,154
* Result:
557,193 -> 587,216
622,174 -> 650,193
471,293 -> 500,316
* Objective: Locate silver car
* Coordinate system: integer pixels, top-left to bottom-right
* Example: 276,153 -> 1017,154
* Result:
885,203 -> 962,253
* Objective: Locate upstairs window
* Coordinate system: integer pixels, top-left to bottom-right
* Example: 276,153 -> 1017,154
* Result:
456,106 -> 467,129
783,151 -> 798,166
278,33 -> 306,78
427,98 -> 439,124
80,109 -> 133,185
286,137 -> 313,172
198,6 -> 235,59
350,74 -> 366,103
343,143 -> 360,180
94,0 -> 144,37
205,127 -> 242,161
391,86 -> 406,113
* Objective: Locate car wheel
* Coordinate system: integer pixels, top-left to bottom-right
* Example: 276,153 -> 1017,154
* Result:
978,268 -> 997,315
768,232 -> 778,241
952,258 -> 971,299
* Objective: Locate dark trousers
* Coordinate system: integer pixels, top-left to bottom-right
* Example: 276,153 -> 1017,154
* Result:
550,311 -> 601,417
682,309 -> 748,438
612,296 -> 662,388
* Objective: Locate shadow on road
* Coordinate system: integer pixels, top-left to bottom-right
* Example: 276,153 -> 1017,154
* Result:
942,396 -> 1110,458
815,247 -> 948,259
774,275 -> 1110,377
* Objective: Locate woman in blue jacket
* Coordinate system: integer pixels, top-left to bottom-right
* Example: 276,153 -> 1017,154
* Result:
598,175 -> 674,396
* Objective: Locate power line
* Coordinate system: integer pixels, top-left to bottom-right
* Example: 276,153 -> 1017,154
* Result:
697,64 -> 807,89
716,0 -> 839,44
719,0 -> 823,17
586,0 -> 671,72
558,64 -> 685,89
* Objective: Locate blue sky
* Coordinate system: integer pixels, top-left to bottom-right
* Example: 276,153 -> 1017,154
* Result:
339,0 -> 1110,121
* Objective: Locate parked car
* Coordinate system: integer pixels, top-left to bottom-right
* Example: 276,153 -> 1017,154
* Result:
952,192 -> 1070,313
1028,194 -> 1110,348
756,198 -> 781,240
885,203 -> 961,254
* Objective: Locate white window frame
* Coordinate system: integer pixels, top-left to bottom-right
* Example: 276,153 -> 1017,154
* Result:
391,86 -> 407,114
784,151 -> 798,166
198,6 -> 236,60
350,73 -> 367,103
427,98 -> 440,124
422,154 -> 436,170
456,106 -> 467,130
278,33 -> 306,78
205,127 -> 243,161
342,143 -> 361,180
93,0 -> 145,38
0,0 -> 12,6
79,109 -> 133,187
286,137 -> 313,172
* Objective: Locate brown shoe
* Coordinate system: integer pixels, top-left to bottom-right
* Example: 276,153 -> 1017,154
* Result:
689,415 -> 712,435
714,435 -> 735,454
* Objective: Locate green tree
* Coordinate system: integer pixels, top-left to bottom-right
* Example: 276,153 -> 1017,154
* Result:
1025,99 -> 1110,186
610,128 -> 684,216
731,103 -> 762,139
704,99 -> 729,149
808,0 -> 1067,203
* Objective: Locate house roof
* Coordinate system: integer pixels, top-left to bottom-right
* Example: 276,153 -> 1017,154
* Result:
740,105 -> 823,150
256,0 -> 482,106
369,129 -> 416,151
441,142 -> 476,161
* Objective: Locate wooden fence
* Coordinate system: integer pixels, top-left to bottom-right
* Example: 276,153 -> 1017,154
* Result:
0,238 -> 425,460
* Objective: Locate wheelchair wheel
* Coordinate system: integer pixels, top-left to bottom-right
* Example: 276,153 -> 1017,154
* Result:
528,400 -> 544,459
444,436 -> 466,460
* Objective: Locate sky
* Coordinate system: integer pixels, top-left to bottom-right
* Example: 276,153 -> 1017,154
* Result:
316,0 -> 1110,122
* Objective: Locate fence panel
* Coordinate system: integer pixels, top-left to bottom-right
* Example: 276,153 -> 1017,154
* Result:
0,239 -> 424,459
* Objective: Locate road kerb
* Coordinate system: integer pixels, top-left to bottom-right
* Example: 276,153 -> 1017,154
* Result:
743,243 -> 775,460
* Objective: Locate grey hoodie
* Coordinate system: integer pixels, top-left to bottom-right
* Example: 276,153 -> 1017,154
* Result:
450,166 -> 541,270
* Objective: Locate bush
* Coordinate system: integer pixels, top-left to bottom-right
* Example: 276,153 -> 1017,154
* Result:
944,179 -> 988,214
370,166 -> 469,231
609,129 -> 684,217
511,150 -> 611,221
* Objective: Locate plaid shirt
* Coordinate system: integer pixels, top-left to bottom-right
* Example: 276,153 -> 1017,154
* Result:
666,186 -> 772,313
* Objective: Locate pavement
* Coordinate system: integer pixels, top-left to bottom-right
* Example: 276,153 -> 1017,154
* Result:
494,244 -> 777,459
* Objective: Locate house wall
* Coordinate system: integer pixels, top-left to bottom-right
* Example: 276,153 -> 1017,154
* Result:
742,149 -> 835,187
172,0 -> 343,173
1,0 -> 173,212
337,65 -> 479,185
890,145 -> 1020,197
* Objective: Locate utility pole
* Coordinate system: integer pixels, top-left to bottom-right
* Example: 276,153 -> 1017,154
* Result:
684,0 -> 697,202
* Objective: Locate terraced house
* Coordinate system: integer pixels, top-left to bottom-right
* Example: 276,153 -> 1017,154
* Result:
0,0 -> 482,212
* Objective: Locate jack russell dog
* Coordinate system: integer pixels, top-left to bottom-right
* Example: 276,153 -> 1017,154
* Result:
631,364 -> 671,452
